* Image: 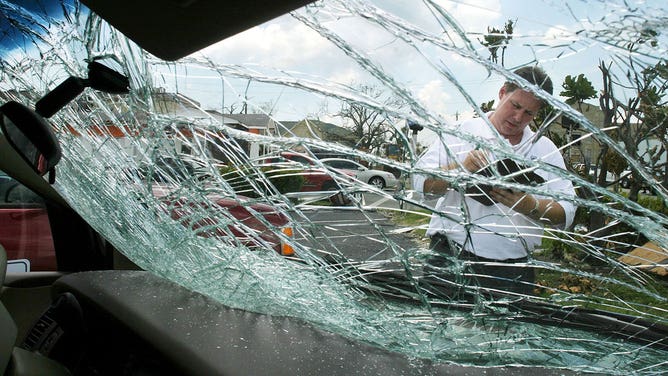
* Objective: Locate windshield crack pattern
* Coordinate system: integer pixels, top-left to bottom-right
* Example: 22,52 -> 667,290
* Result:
2,0 -> 668,373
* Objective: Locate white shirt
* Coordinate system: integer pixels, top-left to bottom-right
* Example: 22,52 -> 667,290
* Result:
413,116 -> 577,260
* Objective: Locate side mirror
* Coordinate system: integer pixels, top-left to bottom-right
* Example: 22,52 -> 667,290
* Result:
0,101 -> 61,177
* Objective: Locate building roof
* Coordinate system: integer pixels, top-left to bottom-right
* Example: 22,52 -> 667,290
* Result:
223,113 -> 275,129
281,119 -> 354,142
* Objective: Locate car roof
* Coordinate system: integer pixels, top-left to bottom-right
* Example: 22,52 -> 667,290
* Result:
321,158 -> 358,162
81,0 -> 316,61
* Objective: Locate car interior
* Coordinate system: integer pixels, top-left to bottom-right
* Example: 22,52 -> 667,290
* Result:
2,1 -> 668,375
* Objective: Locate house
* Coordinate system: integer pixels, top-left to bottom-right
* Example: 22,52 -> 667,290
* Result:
223,113 -> 278,136
551,102 -> 605,166
275,119 -> 356,158
552,102 -> 666,173
219,113 -> 279,159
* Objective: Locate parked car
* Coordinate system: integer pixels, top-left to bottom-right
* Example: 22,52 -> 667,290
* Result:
259,151 -> 341,192
321,158 -> 398,189
0,174 -> 56,271
126,155 -> 295,255
144,166 -> 295,256
0,155 -> 294,273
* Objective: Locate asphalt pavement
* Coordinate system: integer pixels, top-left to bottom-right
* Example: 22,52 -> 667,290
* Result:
293,202 -> 424,266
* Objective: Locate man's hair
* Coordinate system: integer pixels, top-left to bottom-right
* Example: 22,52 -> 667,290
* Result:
504,66 -> 553,95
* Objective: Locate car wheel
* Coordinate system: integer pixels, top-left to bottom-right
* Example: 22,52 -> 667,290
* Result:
368,176 -> 385,189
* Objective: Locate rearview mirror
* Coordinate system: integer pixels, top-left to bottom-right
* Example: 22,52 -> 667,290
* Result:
35,61 -> 130,118
0,101 -> 61,176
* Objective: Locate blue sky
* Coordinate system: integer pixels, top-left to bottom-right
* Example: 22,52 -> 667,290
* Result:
153,0 -> 666,144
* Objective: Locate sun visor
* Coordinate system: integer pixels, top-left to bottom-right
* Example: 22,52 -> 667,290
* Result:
80,0 -> 316,61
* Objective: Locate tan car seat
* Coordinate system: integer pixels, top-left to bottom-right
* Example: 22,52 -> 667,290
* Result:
1,244 -> 71,376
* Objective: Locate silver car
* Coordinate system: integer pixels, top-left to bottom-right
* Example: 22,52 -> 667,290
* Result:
321,158 -> 398,189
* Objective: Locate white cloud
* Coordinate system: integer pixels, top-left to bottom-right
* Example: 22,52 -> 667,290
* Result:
201,17 -> 338,70
188,0 -> 623,123
434,0 -> 502,33
416,80 -> 452,117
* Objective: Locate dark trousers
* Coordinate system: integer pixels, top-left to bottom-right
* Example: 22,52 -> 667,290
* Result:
423,234 -> 536,299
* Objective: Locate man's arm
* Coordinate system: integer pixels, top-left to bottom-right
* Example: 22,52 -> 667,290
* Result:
422,150 -> 490,195
489,188 -> 566,225
422,162 -> 456,195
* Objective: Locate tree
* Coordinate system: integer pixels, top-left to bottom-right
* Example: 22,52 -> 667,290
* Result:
480,20 -> 515,66
559,74 -> 597,166
479,99 -> 495,113
597,58 -> 668,201
561,74 -> 597,109
637,61 -> 668,189
605,145 -> 629,191
337,85 -> 404,155
477,20 -> 514,112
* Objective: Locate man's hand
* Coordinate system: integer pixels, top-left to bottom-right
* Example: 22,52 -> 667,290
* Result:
425,149 -> 491,194
489,187 -> 534,213
462,149 -> 491,172
490,188 -> 566,225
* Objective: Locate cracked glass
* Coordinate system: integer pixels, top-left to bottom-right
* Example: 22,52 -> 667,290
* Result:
2,0 -> 668,373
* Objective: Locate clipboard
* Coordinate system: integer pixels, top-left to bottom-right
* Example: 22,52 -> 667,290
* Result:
465,158 -> 545,206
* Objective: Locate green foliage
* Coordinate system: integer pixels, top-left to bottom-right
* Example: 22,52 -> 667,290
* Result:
533,104 -> 555,128
560,74 -> 597,105
547,130 -> 566,149
479,19 -> 515,65
265,168 -> 305,193
637,194 -> 668,215
535,268 -> 668,321
543,192 -> 668,266
638,27 -> 659,47
480,99 -> 495,113
219,165 -> 304,198
540,206 -> 598,267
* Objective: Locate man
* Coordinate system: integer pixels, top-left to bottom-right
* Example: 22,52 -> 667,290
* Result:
413,66 -> 576,297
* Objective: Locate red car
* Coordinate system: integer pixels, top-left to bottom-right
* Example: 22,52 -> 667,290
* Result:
135,157 -> 295,256
0,173 -> 56,271
152,185 -> 294,256
0,164 -> 294,272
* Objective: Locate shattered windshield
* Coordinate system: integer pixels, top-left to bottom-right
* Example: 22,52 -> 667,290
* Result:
3,0 -> 668,373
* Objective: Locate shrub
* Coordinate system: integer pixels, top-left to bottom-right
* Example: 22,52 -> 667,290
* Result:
542,192 -> 666,266
638,194 -> 668,215
219,165 -> 304,198
264,168 -> 305,194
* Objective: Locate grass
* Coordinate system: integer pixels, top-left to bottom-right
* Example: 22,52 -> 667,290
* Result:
535,268 -> 668,321
384,208 -> 431,239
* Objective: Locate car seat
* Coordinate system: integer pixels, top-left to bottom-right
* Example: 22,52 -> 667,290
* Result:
0,243 -> 71,376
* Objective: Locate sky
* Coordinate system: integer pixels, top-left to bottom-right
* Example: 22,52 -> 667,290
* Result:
154,0 -> 666,145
